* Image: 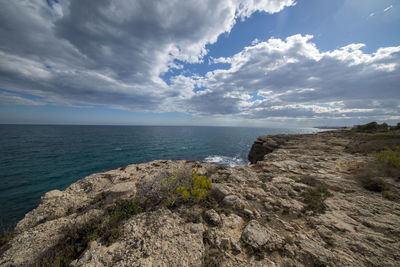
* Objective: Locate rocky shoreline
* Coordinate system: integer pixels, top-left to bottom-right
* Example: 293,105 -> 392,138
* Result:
1,131 -> 400,266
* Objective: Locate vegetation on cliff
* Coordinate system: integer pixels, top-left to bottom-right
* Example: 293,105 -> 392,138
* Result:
345,122 -> 400,201
148,168 -> 212,207
353,121 -> 400,133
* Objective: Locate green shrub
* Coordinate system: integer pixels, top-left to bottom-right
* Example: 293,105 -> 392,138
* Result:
34,199 -> 143,266
303,186 -> 333,213
103,199 -> 143,244
284,235 -> 294,245
108,199 -> 143,222
358,175 -> 387,192
375,146 -> 400,168
34,218 -> 102,266
150,169 -> 212,207
0,230 -> 14,250
202,248 -> 224,267
382,190 -> 397,201
354,122 -> 390,133
299,175 -> 318,186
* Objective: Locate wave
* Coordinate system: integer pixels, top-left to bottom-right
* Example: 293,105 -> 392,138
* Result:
203,155 -> 248,168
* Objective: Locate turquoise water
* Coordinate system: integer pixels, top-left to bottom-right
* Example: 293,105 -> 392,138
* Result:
0,125 -> 318,232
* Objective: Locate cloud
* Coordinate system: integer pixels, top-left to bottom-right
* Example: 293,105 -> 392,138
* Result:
384,5 -> 393,12
251,38 -> 260,45
186,35 -> 400,121
0,91 -> 45,106
0,0 -> 294,112
0,1 -> 399,125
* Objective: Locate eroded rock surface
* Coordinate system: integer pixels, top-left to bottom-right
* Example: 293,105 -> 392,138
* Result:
1,131 -> 400,266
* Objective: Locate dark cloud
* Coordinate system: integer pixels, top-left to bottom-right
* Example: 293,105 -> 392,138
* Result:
0,0 -> 293,113
0,1 -> 398,124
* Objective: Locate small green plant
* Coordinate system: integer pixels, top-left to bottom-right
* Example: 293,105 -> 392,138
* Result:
202,248 -> 224,267
103,199 -> 143,244
0,230 -> 14,250
313,258 -> 327,267
299,175 -> 318,186
284,235 -> 294,245
34,218 -> 103,266
33,199 -> 143,266
358,175 -> 388,192
258,174 -> 272,183
0,221 -> 16,251
382,190 -> 397,201
302,186 -> 333,213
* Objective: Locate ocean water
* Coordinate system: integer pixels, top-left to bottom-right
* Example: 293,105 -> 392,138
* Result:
0,125 -> 319,232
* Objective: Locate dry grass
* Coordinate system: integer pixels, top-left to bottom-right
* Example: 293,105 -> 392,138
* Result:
345,132 -> 400,154
352,162 -> 399,201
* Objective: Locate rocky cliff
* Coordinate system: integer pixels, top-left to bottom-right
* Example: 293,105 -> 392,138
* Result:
1,131 -> 400,266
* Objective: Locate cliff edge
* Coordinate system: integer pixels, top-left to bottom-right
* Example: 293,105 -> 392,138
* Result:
1,131 -> 400,266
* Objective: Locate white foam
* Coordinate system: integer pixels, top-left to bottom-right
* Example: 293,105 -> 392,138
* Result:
203,155 -> 248,168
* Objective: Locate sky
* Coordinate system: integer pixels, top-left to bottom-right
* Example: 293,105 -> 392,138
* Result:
0,0 -> 399,127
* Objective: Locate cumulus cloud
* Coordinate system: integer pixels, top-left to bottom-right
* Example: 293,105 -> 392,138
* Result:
188,35 -> 400,121
0,0 -> 294,112
0,0 -> 399,125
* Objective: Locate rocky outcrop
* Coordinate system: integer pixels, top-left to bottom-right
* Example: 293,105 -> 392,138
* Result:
248,135 -> 288,164
1,131 -> 400,266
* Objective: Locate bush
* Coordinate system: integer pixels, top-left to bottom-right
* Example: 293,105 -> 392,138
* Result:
149,169 -> 212,207
375,146 -> 400,168
34,199 -> 143,266
0,230 -> 14,250
302,186 -> 333,213
345,131 -> 400,154
358,176 -> 387,192
299,175 -> 318,187
383,190 -> 397,201
354,122 -> 390,133
202,248 -> 224,267
103,199 -> 143,244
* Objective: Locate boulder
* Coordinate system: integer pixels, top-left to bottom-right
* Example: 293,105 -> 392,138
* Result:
222,195 -> 244,210
241,220 -> 283,250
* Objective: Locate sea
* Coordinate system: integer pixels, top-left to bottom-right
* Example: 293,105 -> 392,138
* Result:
0,125 -> 319,233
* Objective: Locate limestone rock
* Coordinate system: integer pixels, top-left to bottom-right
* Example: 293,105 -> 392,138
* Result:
222,195 -> 244,210
2,132 -> 400,267
221,213 -> 244,230
248,135 -> 287,164
211,183 -> 231,201
241,220 -> 283,250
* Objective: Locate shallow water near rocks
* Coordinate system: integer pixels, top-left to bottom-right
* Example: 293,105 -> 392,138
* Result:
0,125 -> 318,232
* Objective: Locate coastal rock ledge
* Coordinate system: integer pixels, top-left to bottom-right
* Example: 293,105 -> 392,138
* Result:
1,131 -> 400,266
